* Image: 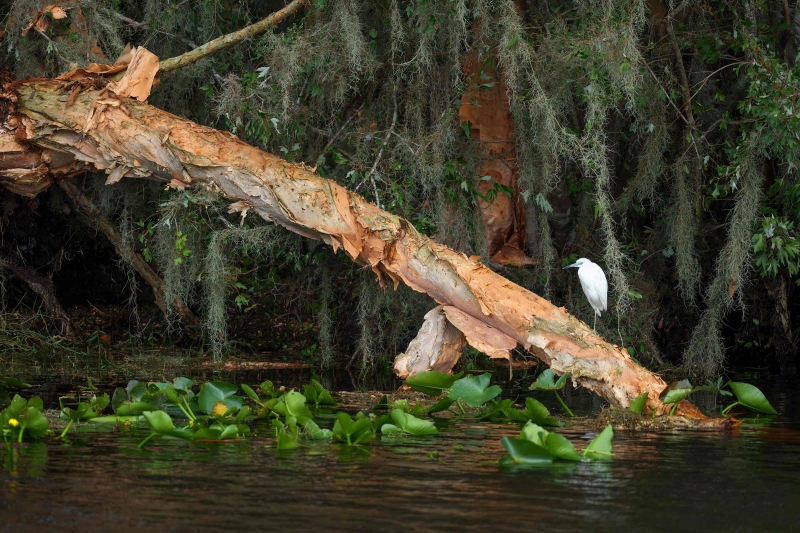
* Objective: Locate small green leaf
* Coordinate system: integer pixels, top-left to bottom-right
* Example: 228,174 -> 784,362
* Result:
426,397 -> 456,414
728,382 -> 778,415
529,369 -> 570,391
404,371 -> 462,396
583,424 -> 614,460
197,381 -> 242,415
449,373 -> 502,407
143,410 -> 176,434
629,392 -> 648,414
20,407 -> 49,438
500,437 -> 554,464
381,408 -> 438,436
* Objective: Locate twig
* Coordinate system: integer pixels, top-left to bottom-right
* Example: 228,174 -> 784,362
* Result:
356,97 -> 398,208
159,0 -> 310,73
315,101 -> 364,163
32,27 -> 72,67
115,11 -> 198,49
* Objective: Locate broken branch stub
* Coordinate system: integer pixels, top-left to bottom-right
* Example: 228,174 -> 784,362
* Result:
0,64 -> 702,417
394,306 -> 467,378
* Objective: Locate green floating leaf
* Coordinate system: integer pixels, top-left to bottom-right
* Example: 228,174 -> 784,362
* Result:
629,392 -> 648,415
404,371 -> 462,396
519,422 -> 579,461
659,379 -> 693,401
728,382 -> 777,415
381,408 -> 438,436
241,384 -> 262,404
143,410 -> 176,434
20,407 -> 49,438
304,420 -> 333,440
198,381 -> 242,415
520,398 -> 561,426
372,395 -> 390,410
528,369 -> 570,391
303,379 -> 336,406
332,412 -> 374,445
0,376 -> 31,388
583,424 -> 614,460
500,437 -> 554,465
272,419 -> 299,450
449,373 -> 502,407
273,390 -> 314,425
142,410 -> 192,440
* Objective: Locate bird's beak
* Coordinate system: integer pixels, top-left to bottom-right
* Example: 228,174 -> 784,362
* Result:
563,263 -> 578,269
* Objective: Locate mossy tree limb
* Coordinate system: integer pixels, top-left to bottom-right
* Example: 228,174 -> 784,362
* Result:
0,72 -> 703,416
57,179 -> 200,333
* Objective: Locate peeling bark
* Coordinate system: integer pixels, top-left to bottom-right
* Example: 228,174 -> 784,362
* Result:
0,64 -> 703,416
394,306 -> 467,378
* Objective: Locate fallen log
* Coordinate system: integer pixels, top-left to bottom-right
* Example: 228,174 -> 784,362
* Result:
0,55 -> 701,416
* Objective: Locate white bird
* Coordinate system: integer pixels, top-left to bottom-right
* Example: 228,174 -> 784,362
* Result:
563,258 -> 608,331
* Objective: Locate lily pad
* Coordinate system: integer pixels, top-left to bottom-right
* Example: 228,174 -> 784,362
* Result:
519,422 -> 579,461
449,373 -> 502,407
197,381 -> 242,415
332,412 -> 374,445
500,437 -> 554,465
728,382 -> 778,415
142,410 -> 192,440
304,420 -> 333,440
273,390 -> 314,424
583,424 -> 614,460
381,408 -> 438,436
528,369 -> 570,391
303,379 -> 336,406
404,371 -> 463,396
20,407 -> 49,438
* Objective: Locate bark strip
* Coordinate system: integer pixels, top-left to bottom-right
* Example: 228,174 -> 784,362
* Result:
0,73 -> 702,416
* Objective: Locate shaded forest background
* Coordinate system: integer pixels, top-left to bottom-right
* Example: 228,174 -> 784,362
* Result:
1,0 -> 799,384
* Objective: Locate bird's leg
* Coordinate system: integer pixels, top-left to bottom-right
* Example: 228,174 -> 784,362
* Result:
593,313 -> 597,332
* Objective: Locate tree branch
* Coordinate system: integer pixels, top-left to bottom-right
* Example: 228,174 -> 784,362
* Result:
57,179 -> 201,334
159,0 -> 310,73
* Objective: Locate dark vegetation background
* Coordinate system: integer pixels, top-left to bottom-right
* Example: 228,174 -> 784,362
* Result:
1,0 -> 799,385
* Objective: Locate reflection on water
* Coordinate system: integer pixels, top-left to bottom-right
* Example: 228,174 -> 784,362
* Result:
2,377 -> 800,532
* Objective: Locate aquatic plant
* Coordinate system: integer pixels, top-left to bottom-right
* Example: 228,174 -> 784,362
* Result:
528,369 -> 574,417
2,394 -> 49,444
499,422 -> 614,467
380,408 -> 438,436
59,393 -> 110,438
721,382 -> 778,416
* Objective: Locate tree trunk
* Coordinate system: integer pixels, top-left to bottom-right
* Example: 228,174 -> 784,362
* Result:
0,69 -> 703,416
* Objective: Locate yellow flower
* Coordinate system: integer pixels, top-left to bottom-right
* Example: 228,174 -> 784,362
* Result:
211,402 -> 227,417
8,418 -> 19,428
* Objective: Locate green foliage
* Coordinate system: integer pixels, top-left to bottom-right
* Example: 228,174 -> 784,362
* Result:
723,382 -> 778,416
331,412 -> 375,446
380,408 -> 438,436
529,369 -> 574,417
404,371 -> 463,396
448,373 -> 502,407
629,392 -> 648,415
2,394 -> 50,443
752,217 -> 800,279
583,425 -> 614,461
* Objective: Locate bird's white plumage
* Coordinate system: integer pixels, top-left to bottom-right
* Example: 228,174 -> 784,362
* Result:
563,258 -> 608,330
576,261 -> 607,316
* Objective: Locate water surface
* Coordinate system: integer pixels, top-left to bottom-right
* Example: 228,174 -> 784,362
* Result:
1,375 -> 799,532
